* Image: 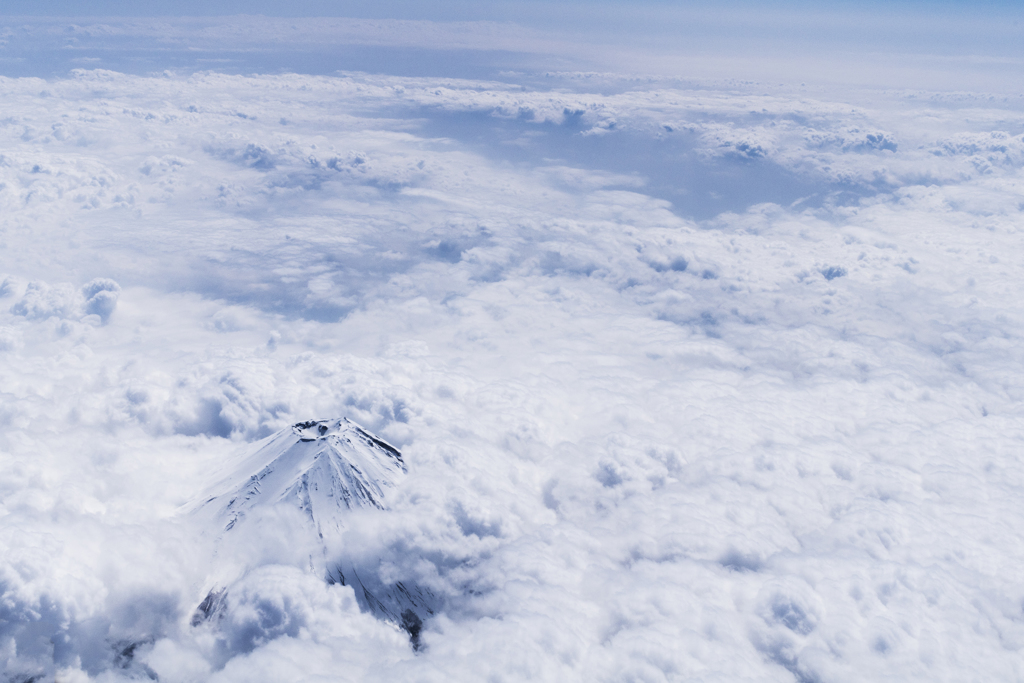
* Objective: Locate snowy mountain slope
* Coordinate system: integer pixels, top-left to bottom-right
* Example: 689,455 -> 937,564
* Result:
198,418 -> 406,533
191,418 -> 436,646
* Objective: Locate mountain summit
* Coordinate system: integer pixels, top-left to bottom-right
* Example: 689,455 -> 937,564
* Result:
200,418 -> 407,537
191,418 -> 436,648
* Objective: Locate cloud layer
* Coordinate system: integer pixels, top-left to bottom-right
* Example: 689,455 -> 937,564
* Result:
1,61 -> 1024,682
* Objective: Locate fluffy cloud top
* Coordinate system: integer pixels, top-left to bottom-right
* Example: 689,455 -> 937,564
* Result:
9,278 -> 120,324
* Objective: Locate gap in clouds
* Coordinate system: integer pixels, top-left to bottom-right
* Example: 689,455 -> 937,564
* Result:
413,107 -> 874,221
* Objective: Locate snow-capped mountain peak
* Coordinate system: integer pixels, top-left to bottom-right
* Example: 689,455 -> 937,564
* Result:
200,417 -> 406,537
191,418 -> 436,648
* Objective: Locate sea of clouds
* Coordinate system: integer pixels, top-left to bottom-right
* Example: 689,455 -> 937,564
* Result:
2,11 -> 1024,683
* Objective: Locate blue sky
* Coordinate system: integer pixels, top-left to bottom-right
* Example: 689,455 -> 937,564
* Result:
2,0 -> 1020,21
2,1 -> 1022,89
4,1 -> 1021,60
